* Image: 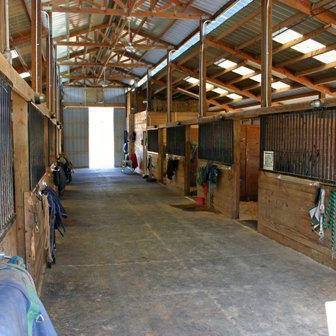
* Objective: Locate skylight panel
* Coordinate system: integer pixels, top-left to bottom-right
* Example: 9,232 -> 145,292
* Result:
271,81 -> 290,90
273,28 -> 302,44
206,83 -> 214,91
20,72 -> 30,79
291,39 -> 325,54
313,50 -> 336,64
212,87 -> 228,95
10,50 -> 19,59
250,74 -> 262,82
227,93 -> 242,100
232,66 -> 254,76
215,58 -> 237,69
184,76 -> 199,85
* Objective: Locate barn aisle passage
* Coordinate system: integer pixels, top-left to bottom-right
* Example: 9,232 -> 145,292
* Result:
42,169 -> 336,336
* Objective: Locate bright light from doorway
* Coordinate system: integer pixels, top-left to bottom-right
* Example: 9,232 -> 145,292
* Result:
89,107 -> 114,169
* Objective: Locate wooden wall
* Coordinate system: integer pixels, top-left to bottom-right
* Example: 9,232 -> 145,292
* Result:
134,111 -> 147,173
197,159 -> 240,218
258,171 -> 336,269
165,155 -> 186,194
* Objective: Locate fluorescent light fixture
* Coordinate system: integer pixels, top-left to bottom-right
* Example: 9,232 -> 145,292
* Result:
212,87 -> 228,95
19,72 -> 30,79
227,93 -> 242,100
184,76 -> 199,85
250,74 -> 262,82
291,39 -> 325,54
271,81 -> 290,90
232,66 -> 254,76
10,50 -> 19,59
215,58 -> 237,69
313,50 -> 336,64
273,28 -> 302,44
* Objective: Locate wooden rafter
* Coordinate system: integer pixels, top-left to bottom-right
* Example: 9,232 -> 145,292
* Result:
55,41 -> 167,50
206,38 -> 335,96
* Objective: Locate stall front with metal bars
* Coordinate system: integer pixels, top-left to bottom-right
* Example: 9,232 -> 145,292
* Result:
0,73 -> 15,239
28,103 -> 46,189
166,125 -> 186,156
260,107 -> 336,185
147,129 -> 159,153
198,119 -> 234,165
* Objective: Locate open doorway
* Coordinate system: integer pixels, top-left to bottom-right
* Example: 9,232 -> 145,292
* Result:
239,122 -> 260,230
89,107 -> 114,168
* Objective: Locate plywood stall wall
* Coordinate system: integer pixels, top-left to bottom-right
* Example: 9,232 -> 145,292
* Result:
240,124 -> 260,201
134,111 -> 147,173
258,107 -> 336,269
197,120 -> 240,219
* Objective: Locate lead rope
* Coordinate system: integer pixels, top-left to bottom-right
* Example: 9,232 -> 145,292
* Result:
323,191 -> 336,258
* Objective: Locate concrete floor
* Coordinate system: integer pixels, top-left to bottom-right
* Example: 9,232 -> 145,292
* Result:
42,169 -> 336,336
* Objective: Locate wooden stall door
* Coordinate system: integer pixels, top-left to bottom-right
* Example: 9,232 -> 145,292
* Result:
240,125 -> 260,201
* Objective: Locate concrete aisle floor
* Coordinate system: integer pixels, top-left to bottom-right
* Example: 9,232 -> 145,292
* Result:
42,169 -> 336,336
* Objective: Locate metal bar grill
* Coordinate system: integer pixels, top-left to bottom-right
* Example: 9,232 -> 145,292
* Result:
198,119 -> 234,165
260,107 -> 336,184
48,119 -> 56,164
0,73 -> 15,237
28,103 -> 46,189
166,125 -> 186,156
147,129 -> 159,153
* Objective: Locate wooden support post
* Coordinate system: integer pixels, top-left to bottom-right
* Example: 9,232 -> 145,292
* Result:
146,70 -> 152,112
46,12 -> 53,110
261,0 -> 273,107
199,20 -> 207,117
232,120 -> 241,219
167,50 -> 173,123
157,128 -> 165,183
31,0 -> 42,93
0,0 -> 5,55
12,93 -> 30,259
184,125 -> 191,195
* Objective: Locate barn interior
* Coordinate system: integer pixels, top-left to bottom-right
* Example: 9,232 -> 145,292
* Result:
1,0 -> 336,335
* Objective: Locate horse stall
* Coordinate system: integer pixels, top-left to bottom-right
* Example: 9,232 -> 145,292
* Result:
258,105 -> 336,269
146,128 -> 165,182
197,118 -> 240,218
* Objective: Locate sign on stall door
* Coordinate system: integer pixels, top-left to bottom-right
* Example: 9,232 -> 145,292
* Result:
263,151 -> 274,171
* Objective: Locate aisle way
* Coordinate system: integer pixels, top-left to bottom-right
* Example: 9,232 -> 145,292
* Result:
42,169 -> 336,336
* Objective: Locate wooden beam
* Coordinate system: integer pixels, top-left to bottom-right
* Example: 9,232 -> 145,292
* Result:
277,0 -> 336,25
261,0 -> 272,107
167,51 -> 173,123
58,61 -> 148,68
55,41 -> 167,50
206,38 -> 335,96
296,61 -> 336,77
51,6 -> 205,20
61,74 -> 135,81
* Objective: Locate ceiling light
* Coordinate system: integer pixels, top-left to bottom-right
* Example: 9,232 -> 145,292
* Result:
313,50 -> 336,64
232,66 -> 254,76
291,39 -> 325,54
215,58 -> 237,69
10,50 -> 19,59
273,28 -> 302,44
212,87 -> 228,95
227,93 -> 242,100
271,81 -> 290,90
19,72 -> 30,79
250,74 -> 262,82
